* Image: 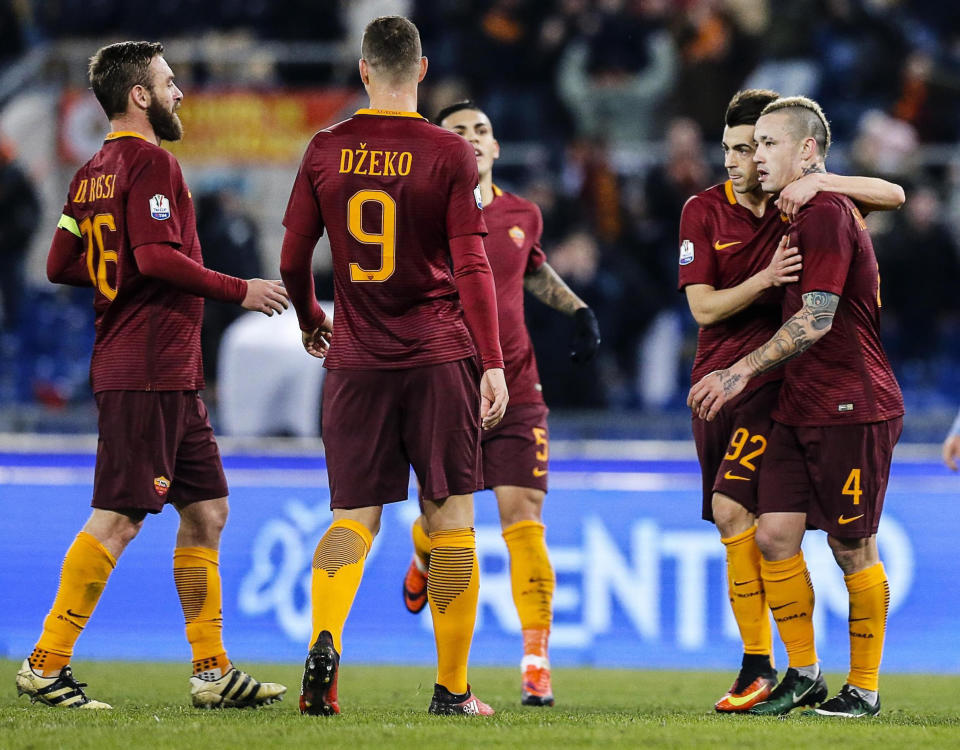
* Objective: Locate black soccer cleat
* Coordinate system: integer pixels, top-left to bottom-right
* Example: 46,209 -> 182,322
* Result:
300,631 -> 341,715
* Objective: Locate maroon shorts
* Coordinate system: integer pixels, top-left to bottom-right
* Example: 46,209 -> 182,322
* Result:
93,390 -> 228,513
481,401 -> 549,492
757,417 -> 902,538
691,380 -> 780,522
321,358 -> 482,509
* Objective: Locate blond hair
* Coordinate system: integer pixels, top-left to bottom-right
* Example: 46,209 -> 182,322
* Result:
760,95 -> 831,158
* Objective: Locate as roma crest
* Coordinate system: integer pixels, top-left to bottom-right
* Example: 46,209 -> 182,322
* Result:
154,475 -> 171,496
509,225 -> 525,248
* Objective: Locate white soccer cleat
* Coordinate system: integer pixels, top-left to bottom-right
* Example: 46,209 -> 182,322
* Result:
189,667 -> 287,708
16,660 -> 112,709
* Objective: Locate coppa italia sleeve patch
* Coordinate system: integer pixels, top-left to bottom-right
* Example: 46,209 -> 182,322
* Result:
150,194 -> 171,220
679,239 -> 694,265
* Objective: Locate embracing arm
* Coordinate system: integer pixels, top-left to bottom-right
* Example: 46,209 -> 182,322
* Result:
47,228 -> 93,287
777,172 -> 905,218
687,290 -> 839,420
685,235 -> 801,326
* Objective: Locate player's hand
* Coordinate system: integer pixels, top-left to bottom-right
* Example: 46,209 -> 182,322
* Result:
761,235 -> 802,289
687,365 -> 748,421
243,279 -> 289,316
480,367 -> 508,430
943,434 -> 960,471
301,317 -> 333,359
571,306 -> 601,363
776,172 -> 824,220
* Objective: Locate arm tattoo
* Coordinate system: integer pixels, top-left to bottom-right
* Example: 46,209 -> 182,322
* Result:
743,291 -> 839,376
523,262 -> 587,316
802,163 -> 827,176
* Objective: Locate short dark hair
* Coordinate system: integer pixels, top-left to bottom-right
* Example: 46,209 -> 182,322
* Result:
361,16 -> 422,83
434,100 -> 485,126
724,89 -> 780,128
88,41 -> 164,120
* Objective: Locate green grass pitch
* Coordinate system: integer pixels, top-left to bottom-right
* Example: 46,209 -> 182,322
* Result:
2,660 -> 958,749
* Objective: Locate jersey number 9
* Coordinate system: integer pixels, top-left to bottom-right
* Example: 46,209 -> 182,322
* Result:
347,189 -> 396,283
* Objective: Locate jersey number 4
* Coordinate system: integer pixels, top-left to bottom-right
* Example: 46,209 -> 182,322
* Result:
80,213 -> 118,300
348,189 -> 396,282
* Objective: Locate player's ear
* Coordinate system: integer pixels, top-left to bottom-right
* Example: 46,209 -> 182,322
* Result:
417,56 -> 428,83
492,138 -> 501,161
358,58 -> 370,86
129,84 -> 150,112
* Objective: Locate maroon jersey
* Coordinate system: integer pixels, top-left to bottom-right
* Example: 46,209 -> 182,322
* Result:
484,185 -> 546,405
283,109 -> 487,369
59,132 -> 205,393
775,192 -> 903,425
678,180 -> 786,387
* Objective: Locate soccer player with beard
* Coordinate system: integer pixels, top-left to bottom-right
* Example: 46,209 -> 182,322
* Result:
400,101 -> 601,708
679,89 -> 904,713
280,18 -> 508,717
16,41 -> 288,710
689,96 -> 904,718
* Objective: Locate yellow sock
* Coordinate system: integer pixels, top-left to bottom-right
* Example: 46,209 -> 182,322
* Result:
845,562 -> 889,692
761,552 -> 817,668
173,546 -> 231,676
412,517 -> 431,570
32,531 -> 116,676
502,520 -> 554,659
428,527 -> 479,695
721,526 -> 772,658
310,519 -> 373,654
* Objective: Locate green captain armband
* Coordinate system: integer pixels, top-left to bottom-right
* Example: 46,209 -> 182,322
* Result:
57,214 -> 81,237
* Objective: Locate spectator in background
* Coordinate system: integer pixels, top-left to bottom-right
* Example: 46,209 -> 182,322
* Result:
528,229 -> 621,408
874,184 -> 960,368
0,138 -> 40,331
638,117 -> 716,408
195,189 -> 264,395
557,0 -> 676,142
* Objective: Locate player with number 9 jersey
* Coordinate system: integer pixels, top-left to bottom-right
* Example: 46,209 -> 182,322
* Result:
283,110 -> 497,370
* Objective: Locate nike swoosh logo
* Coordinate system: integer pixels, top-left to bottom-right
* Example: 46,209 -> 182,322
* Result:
532,467 -> 547,477
726,685 -> 768,707
66,609 -> 90,619
733,579 -> 758,587
723,470 -> 751,481
769,601 -> 796,611
838,514 -> 864,525
714,240 -> 742,250
793,680 -> 819,703
848,617 -> 870,622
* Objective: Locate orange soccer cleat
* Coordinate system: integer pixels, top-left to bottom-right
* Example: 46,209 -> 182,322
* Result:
715,669 -> 778,712
402,556 -> 429,614
521,655 -> 555,707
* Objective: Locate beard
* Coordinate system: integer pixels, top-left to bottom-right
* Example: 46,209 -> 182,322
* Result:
147,95 -> 183,142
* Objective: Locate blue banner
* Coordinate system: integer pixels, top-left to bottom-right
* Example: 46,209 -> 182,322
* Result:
1,448 -> 956,673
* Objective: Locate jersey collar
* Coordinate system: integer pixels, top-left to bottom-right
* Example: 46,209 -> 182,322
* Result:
105,131 -> 151,142
355,108 -> 425,119
723,180 -> 737,205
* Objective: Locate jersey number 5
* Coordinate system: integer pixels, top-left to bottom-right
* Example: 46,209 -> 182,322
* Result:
348,189 -> 396,282
80,213 -> 118,300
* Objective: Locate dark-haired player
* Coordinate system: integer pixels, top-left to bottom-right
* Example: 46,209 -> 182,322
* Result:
16,41 -> 288,709
400,101 -> 600,708
689,96 -> 904,718
679,89 -> 904,713
280,17 -> 507,717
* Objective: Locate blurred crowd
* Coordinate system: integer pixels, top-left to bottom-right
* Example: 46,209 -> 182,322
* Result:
2,0 -> 960,418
